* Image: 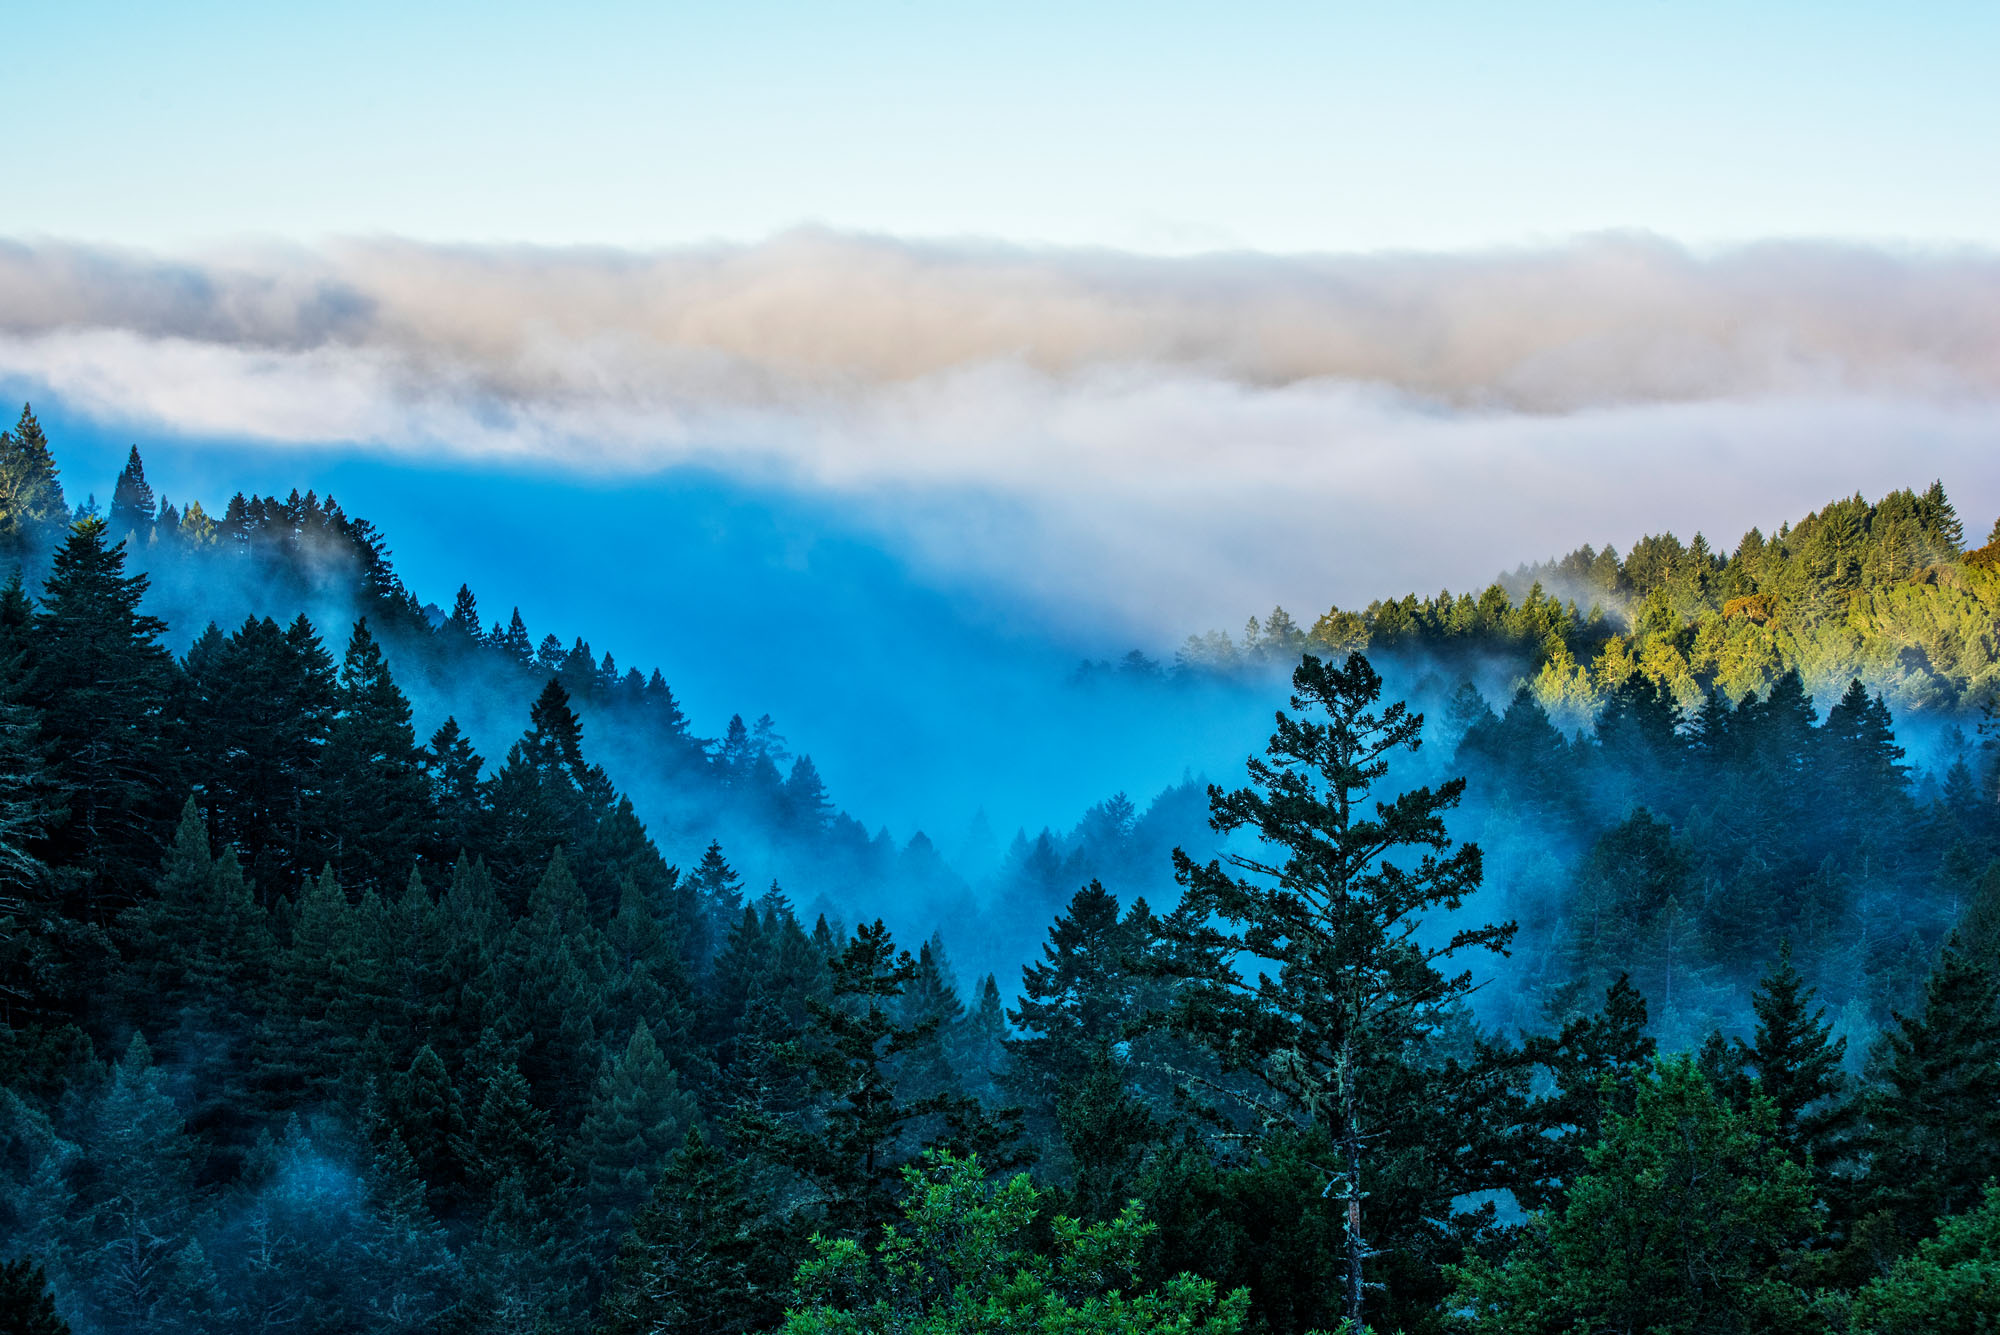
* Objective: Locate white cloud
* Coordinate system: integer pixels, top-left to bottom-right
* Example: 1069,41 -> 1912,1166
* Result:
3,231 -> 1996,638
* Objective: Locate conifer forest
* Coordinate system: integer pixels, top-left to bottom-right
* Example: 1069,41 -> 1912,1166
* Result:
5,400 -> 2000,1335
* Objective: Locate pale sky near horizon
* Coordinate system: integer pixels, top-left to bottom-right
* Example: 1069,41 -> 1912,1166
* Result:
11,1 -> 1998,255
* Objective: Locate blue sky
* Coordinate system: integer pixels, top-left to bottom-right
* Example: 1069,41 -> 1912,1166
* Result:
13,2 -> 1999,253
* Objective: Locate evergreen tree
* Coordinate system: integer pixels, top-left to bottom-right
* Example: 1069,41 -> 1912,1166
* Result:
320,619 -> 430,894
1009,882 -> 1145,1102
1452,1058 -> 1817,1335
1521,974 -> 1659,1211
484,680 -> 597,892
65,1036 -> 226,1335
739,920 -> 1019,1239
28,518 -> 176,914
571,1025 -> 699,1239
0,405 -> 68,550
1738,940 -> 1851,1170
782,755 -> 834,833
105,447 -> 154,538
386,1043 -> 467,1212
445,584 -> 481,642
595,1127 -> 777,1335
180,613 -> 337,900
117,799 -> 274,1166
689,840 -> 744,970
420,717 -> 486,859
1857,940 -> 2000,1244
1155,652 -> 1513,1329
499,608 -> 533,665
496,851 -> 612,1111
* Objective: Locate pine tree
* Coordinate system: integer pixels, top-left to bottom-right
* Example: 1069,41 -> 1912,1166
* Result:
484,680 -> 596,892
1823,679 -> 1909,839
1055,1046 -> 1161,1223
499,607 -> 533,665
496,851 -> 612,1108
571,1025 -> 698,1238
895,937 -> 967,1106
1155,652 -> 1513,1329
1522,974 -> 1659,1211
951,973 -> 1013,1107
739,920 -> 1019,1239
0,405 -> 68,550
106,446 -> 155,537
689,841 -> 744,970
1007,881 -> 1149,1127
320,618 -> 431,893
595,1127 -> 777,1335
180,613 -> 337,900
460,1056 -> 565,1208
782,754 -> 834,833
117,798 -> 275,1165
387,1042 -> 468,1211
420,717 -> 486,859
1738,940 -> 1850,1170
67,1035 -> 226,1335
446,584 -> 481,641
1452,1058 -> 1817,1334
1858,940 -> 2000,1242
28,518 -> 176,914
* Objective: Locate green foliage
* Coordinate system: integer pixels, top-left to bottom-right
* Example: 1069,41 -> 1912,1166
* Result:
776,1152 -> 1246,1335
1853,941 -> 2000,1243
596,1127 -> 778,1335
1840,1184 -> 2000,1333
1451,1057 -> 1819,1335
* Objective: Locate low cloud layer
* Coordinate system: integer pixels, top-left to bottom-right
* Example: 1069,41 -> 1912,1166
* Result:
3,231 -> 1997,636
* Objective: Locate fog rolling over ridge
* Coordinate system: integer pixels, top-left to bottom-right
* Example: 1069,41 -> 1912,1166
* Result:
4,231 -> 1998,641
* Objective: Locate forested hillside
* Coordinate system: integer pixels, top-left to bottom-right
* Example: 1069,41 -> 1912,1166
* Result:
3,401 -> 1999,1334
1178,480 -> 2000,729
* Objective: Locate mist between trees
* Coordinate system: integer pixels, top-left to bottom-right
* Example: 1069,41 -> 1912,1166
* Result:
2,402 -> 1998,1333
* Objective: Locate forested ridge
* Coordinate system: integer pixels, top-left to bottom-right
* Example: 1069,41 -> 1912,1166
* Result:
2,401 -> 1999,1333
1172,479 -> 2000,729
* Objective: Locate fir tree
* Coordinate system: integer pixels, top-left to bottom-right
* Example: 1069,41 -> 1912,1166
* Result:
1155,652 -> 1513,1328
1521,974 -> 1659,1210
420,717 -> 486,858
739,920 -> 1020,1239
572,1025 -> 698,1238
28,518 -> 176,913
595,1127 -> 777,1335
1738,940 -> 1850,1170
446,584 -> 481,641
1858,940 -> 2000,1243
0,405 -> 68,549
106,447 -> 154,537
387,1043 -> 468,1211
689,840 -> 744,970
1452,1058 -> 1817,1334
320,618 -> 430,894
499,607 -> 533,665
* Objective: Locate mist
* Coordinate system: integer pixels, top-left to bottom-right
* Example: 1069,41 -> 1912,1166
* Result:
4,231 -> 1999,641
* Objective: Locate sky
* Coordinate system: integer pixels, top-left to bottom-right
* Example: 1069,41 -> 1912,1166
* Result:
11,2 -> 2000,254
6,2 -> 1999,835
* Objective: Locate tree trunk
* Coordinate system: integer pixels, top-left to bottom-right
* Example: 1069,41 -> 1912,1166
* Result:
1340,1038 -> 1365,1329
